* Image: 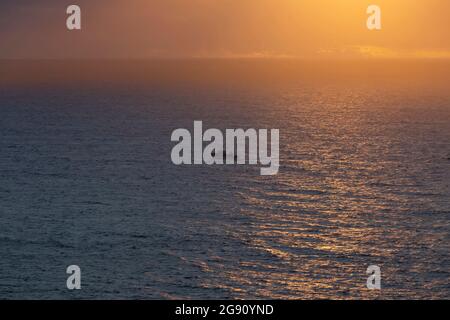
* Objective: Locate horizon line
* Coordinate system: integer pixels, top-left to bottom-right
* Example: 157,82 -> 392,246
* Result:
1,57 -> 450,62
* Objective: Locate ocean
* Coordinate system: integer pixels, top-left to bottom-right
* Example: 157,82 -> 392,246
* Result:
0,60 -> 449,299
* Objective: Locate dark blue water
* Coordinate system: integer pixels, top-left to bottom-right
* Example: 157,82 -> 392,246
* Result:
0,62 -> 449,299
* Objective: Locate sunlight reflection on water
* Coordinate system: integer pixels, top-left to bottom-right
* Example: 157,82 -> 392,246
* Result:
0,79 -> 449,299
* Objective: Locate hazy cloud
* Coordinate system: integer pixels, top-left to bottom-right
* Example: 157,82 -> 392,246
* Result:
0,0 -> 449,59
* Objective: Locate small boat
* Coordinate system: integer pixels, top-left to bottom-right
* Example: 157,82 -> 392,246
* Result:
211,150 -> 227,158
211,150 -> 238,161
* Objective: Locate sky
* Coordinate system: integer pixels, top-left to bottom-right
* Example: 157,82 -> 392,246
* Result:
0,0 -> 449,59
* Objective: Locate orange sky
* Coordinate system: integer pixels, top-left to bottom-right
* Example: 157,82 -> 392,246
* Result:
0,0 -> 449,59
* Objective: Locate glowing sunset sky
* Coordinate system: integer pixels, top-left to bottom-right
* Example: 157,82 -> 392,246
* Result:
0,0 -> 449,59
